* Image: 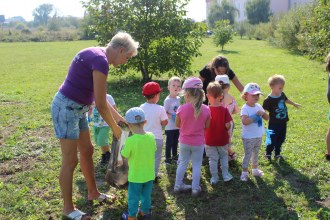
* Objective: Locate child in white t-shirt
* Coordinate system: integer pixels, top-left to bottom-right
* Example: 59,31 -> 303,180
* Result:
140,82 -> 168,182
89,94 -> 118,164
164,76 -> 182,164
240,83 -> 269,182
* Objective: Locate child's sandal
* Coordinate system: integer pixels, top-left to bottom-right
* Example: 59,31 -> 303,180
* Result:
229,152 -> 237,160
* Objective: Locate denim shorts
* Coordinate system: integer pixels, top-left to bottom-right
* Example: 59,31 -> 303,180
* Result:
51,92 -> 90,139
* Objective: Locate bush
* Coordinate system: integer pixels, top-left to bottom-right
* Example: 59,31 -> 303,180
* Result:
21,29 -> 31,34
253,22 -> 275,40
273,6 -> 310,51
0,28 -> 80,42
298,0 -> 330,61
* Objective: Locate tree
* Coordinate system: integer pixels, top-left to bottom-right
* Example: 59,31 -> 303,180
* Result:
235,21 -> 247,39
213,19 -> 234,51
299,0 -> 330,61
32,4 -> 54,26
83,0 -> 203,81
207,0 -> 238,27
245,0 -> 272,25
48,13 -> 60,31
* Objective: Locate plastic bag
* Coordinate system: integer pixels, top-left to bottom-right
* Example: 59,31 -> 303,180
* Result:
105,125 -> 131,187
264,128 -> 274,147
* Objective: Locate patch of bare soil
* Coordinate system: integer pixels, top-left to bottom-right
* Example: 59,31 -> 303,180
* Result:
0,126 -> 54,181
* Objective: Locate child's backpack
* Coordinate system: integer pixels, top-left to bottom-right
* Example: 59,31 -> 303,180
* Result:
105,124 -> 130,187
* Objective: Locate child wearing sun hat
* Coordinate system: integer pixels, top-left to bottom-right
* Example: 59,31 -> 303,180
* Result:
173,77 -> 211,197
240,83 -> 269,182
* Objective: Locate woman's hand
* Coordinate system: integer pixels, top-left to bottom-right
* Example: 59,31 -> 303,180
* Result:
112,123 -> 122,140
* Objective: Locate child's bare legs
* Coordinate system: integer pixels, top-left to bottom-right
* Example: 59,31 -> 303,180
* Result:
228,147 -> 236,160
227,123 -> 236,160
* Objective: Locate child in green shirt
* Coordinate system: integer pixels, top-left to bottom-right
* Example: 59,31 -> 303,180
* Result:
121,107 -> 156,220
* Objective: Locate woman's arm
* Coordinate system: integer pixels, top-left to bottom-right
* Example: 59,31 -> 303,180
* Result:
231,76 -> 244,93
175,115 -> 181,128
93,70 -> 122,139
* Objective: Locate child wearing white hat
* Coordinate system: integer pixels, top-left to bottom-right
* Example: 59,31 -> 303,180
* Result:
240,83 -> 269,182
215,75 -> 239,160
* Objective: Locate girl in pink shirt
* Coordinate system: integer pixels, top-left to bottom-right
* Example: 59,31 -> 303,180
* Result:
173,77 -> 211,197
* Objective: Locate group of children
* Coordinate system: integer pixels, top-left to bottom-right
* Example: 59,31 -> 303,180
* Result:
88,74 -> 300,220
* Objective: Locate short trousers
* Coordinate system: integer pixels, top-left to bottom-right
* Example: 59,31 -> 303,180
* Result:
93,126 -> 110,147
51,92 -> 90,139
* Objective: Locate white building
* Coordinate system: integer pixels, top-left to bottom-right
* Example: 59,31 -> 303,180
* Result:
206,0 -> 313,22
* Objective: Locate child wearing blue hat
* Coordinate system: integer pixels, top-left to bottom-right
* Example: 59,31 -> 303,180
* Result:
121,107 -> 156,220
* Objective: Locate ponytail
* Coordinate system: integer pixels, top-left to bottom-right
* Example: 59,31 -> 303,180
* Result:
185,88 -> 205,118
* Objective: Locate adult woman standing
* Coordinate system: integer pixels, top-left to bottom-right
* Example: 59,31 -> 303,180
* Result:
199,55 -> 244,104
51,32 -> 139,220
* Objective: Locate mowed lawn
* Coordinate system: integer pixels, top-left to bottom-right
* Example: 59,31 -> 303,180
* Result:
0,37 -> 329,219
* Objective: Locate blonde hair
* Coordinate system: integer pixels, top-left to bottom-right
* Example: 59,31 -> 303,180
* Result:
183,88 -> 205,118
207,82 -> 223,99
268,74 -> 285,87
240,92 -> 248,101
107,32 -> 139,56
168,76 -> 182,86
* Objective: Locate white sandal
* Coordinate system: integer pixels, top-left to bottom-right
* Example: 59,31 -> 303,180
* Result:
66,209 -> 90,220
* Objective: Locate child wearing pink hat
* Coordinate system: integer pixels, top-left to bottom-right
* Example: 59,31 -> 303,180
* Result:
240,83 -> 269,182
173,77 -> 211,197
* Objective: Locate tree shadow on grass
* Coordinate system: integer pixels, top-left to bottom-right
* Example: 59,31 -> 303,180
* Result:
272,159 -> 330,218
162,159 -> 300,219
216,50 -> 239,55
152,181 -> 175,219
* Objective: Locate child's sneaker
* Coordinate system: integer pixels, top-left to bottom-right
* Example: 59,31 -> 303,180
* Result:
274,155 -> 284,160
100,151 -> 110,165
173,184 -> 192,193
165,159 -> 172,165
228,152 -> 237,161
265,154 -> 271,161
223,173 -> 233,182
138,209 -> 152,219
252,168 -> 264,177
121,211 -> 129,220
210,177 -> 219,185
326,154 -> 330,160
240,171 -> 249,181
191,187 -> 201,197
154,176 -> 161,184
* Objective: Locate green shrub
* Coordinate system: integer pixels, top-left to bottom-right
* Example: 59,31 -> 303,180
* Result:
273,6 -> 311,51
253,22 -> 274,40
298,0 -> 330,61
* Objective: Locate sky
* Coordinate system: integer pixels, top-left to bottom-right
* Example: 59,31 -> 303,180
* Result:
0,0 -> 206,22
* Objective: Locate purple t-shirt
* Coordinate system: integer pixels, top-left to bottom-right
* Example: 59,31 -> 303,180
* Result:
59,47 -> 109,105
177,103 -> 210,146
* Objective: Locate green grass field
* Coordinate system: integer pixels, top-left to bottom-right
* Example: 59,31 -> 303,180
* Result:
0,37 -> 329,219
